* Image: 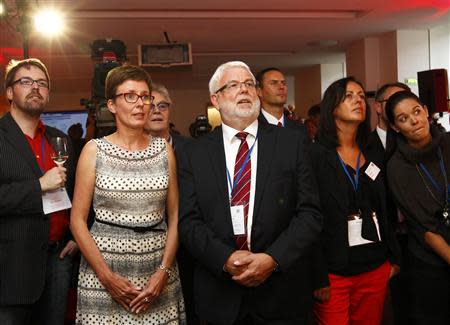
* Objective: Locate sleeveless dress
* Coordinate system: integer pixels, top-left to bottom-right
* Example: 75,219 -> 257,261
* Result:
76,137 -> 185,325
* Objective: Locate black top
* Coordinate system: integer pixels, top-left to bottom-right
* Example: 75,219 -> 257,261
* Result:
310,141 -> 400,276
388,128 -> 450,266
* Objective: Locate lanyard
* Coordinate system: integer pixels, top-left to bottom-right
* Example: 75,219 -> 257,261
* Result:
227,136 -> 258,197
419,148 -> 449,203
38,136 -> 46,174
338,151 -> 362,192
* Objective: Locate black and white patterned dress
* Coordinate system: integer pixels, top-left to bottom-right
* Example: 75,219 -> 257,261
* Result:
76,137 -> 185,324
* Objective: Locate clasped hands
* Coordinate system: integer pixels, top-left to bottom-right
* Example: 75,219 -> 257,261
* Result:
100,268 -> 168,314
224,250 -> 277,287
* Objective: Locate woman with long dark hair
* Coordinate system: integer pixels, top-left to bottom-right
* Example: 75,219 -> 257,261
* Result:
386,90 -> 450,325
311,77 -> 400,325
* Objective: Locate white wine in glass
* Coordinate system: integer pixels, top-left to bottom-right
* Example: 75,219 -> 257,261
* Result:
50,137 -> 69,166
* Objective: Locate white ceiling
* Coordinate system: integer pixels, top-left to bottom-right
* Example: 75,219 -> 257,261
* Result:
1,0 -> 449,96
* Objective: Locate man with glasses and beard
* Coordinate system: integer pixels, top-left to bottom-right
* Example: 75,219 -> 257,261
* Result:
0,58 -> 76,325
178,61 -> 322,324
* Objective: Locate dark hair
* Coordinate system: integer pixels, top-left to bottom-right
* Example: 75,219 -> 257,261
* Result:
374,82 -> 410,102
255,67 -> 283,88
307,104 -> 321,118
105,65 -> 152,101
317,76 -> 371,148
385,90 -> 424,125
5,58 -> 50,90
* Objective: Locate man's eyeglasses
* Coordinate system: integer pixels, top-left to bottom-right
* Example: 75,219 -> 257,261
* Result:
151,102 -> 171,111
113,93 -> 154,105
215,80 -> 256,94
12,77 -> 49,89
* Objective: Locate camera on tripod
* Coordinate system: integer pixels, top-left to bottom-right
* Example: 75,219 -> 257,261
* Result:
80,39 -> 127,136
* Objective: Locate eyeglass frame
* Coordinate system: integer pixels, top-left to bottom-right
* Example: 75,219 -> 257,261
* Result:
11,77 -> 49,89
215,79 -> 256,94
150,101 -> 171,111
112,92 -> 155,105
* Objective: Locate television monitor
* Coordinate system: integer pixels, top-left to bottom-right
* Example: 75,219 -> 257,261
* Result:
41,111 -> 88,137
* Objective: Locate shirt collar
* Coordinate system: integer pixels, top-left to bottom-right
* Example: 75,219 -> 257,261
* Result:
261,108 -> 283,126
33,120 -> 46,138
376,126 -> 387,149
222,119 -> 258,144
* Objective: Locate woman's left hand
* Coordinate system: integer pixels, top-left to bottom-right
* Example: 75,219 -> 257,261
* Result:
129,269 -> 169,314
389,263 -> 400,279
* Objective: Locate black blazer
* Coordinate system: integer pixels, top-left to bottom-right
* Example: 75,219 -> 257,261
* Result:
0,113 -> 75,305
178,122 -> 322,324
365,128 -> 397,167
258,111 -> 310,145
309,142 -> 400,276
366,129 -> 399,229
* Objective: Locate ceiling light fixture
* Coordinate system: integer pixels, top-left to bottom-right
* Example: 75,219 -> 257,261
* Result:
71,10 -> 364,20
34,9 -> 65,37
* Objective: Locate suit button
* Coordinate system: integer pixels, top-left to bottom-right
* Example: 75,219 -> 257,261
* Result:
41,243 -> 48,250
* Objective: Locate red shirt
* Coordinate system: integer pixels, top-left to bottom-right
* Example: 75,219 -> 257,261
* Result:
24,121 -> 69,242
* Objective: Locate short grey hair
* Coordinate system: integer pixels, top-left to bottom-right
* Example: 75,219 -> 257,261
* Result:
208,61 -> 255,95
152,83 -> 172,104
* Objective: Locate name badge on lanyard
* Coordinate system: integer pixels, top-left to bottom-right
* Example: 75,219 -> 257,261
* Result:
226,136 -> 258,236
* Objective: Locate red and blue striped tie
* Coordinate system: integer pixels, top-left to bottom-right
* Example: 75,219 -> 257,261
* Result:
231,132 -> 251,250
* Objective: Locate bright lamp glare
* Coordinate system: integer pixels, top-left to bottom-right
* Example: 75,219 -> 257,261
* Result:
0,3 -> 4,16
34,9 -> 64,37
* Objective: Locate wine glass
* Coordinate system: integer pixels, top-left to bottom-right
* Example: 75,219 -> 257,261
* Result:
50,137 -> 69,166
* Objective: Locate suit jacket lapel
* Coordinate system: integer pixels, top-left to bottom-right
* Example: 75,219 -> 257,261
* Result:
0,113 -> 42,177
253,123 -> 276,220
206,127 -> 230,210
325,148 -> 349,211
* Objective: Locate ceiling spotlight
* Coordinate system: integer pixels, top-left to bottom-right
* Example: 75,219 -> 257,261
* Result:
0,1 -> 5,17
33,9 -> 65,37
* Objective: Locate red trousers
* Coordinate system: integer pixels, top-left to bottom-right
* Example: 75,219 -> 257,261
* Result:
314,261 -> 391,325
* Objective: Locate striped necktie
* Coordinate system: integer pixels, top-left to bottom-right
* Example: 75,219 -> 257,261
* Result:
231,132 -> 251,250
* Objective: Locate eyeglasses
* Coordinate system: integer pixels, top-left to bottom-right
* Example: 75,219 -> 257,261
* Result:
215,80 -> 256,94
12,77 -> 49,89
377,99 -> 388,104
113,93 -> 154,105
151,101 -> 171,111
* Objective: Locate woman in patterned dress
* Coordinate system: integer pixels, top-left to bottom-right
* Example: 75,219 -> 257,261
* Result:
70,65 -> 185,324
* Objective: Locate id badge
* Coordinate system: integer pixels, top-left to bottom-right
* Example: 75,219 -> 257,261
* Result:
365,162 -> 381,181
348,213 -> 373,247
230,205 -> 245,235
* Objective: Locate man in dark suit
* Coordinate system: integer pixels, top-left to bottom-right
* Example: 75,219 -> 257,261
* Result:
367,82 -> 411,163
144,83 -> 197,324
178,61 -> 322,325
0,58 -> 76,325
255,67 -> 309,144
144,83 -> 191,157
366,82 -> 410,325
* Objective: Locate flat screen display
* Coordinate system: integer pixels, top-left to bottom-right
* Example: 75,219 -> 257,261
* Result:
41,111 -> 88,137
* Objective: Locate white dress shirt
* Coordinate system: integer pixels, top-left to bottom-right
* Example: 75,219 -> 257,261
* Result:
222,119 -> 258,250
261,108 -> 284,126
376,126 -> 387,149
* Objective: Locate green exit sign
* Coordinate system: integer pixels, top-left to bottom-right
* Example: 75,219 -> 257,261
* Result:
404,78 -> 418,86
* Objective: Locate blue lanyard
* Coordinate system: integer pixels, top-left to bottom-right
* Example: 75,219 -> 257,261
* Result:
39,136 -> 46,174
227,136 -> 258,196
338,151 -> 362,192
419,148 -> 449,203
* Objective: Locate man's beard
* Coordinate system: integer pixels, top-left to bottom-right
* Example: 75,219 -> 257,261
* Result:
16,92 -> 47,117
